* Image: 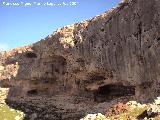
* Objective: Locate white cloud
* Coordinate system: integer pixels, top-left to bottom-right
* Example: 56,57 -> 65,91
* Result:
0,43 -> 9,51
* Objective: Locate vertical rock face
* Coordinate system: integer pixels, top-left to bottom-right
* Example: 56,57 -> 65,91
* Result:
0,0 -> 160,103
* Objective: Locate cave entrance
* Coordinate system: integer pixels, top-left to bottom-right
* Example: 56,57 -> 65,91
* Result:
25,52 -> 37,58
51,55 -> 67,75
94,84 -> 135,102
27,89 -> 38,96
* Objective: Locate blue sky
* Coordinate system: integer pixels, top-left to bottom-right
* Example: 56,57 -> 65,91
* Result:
0,0 -> 120,51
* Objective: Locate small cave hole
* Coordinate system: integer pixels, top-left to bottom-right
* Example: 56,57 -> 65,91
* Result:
101,28 -> 105,32
148,45 -> 151,49
74,40 -> 78,45
25,52 -> 37,58
27,89 -> 38,96
157,37 -> 160,42
94,84 -> 135,102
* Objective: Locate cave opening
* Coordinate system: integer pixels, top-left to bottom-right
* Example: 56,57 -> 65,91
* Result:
94,84 -> 135,102
25,52 -> 37,58
27,89 -> 38,96
51,55 -> 67,75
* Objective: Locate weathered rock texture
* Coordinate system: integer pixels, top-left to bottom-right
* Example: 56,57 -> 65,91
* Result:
0,0 -> 160,106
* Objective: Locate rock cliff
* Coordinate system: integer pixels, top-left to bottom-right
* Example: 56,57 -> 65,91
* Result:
0,0 -> 160,114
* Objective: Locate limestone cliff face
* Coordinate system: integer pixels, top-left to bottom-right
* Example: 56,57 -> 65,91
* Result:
0,0 -> 160,103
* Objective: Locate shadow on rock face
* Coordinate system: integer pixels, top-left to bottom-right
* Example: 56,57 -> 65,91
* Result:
94,84 -> 135,103
137,109 -> 159,120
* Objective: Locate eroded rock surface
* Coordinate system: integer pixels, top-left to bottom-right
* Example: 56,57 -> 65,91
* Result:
0,0 -> 160,119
